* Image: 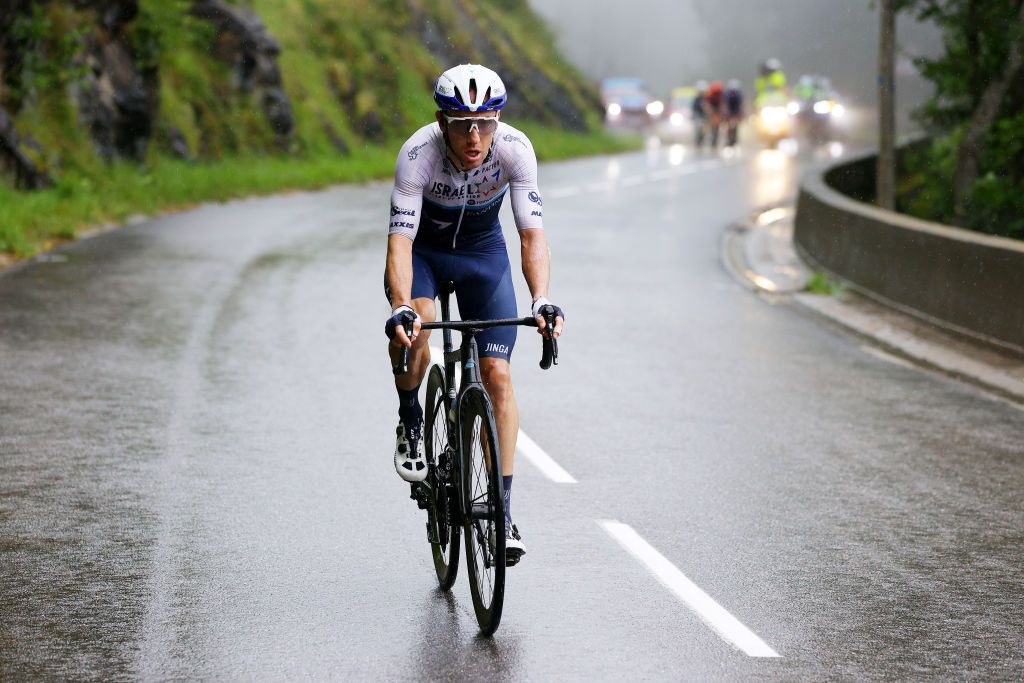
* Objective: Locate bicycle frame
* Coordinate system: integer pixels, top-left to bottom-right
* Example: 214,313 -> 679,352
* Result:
417,285 -> 518,526
397,282 -> 559,633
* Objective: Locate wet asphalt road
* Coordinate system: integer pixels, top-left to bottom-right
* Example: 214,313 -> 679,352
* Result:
2,140 -> 1023,680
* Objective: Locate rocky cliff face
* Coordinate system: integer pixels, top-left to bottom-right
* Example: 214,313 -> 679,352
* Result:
0,0 -> 601,191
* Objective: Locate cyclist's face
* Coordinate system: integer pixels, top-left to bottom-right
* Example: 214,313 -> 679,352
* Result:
437,110 -> 499,170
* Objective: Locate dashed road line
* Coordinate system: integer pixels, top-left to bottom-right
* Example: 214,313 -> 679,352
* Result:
428,346 -> 576,483
516,429 -> 577,483
548,186 -> 581,199
598,520 -> 781,658
545,157 -> 734,199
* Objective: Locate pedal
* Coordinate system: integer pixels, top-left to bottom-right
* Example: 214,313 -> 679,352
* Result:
409,484 -> 430,510
423,511 -> 440,544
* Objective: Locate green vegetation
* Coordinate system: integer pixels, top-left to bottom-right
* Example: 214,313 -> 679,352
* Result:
0,0 -> 637,257
805,271 -> 845,296
895,0 -> 1024,240
0,130 -> 634,256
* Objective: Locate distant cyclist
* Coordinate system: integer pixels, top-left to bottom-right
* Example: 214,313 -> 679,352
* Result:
701,80 -> 726,149
724,79 -> 744,147
692,79 -> 709,148
383,64 -> 565,564
754,58 -> 787,109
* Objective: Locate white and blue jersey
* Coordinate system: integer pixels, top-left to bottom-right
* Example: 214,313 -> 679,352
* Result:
386,121 -> 545,361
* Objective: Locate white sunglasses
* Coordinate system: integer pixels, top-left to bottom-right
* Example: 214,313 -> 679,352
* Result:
442,115 -> 500,135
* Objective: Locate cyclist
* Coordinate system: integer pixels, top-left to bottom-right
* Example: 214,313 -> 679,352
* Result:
383,64 -> 565,564
723,79 -> 744,147
754,58 -> 787,109
691,80 -> 709,148
701,80 -> 726,149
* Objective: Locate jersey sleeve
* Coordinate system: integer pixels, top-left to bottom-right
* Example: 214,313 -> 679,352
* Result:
388,138 -> 430,241
505,134 -> 545,231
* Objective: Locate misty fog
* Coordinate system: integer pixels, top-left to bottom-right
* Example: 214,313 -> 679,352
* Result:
529,0 -> 942,120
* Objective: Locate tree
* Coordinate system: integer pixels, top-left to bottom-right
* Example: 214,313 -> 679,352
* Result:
898,0 -> 1024,236
878,0 -> 896,210
951,2 -> 1024,218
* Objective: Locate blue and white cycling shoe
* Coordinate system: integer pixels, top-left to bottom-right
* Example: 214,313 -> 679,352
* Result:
394,421 -> 427,483
505,523 -> 526,566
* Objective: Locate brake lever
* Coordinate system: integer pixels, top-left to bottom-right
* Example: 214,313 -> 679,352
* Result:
393,317 -> 414,375
539,311 -> 558,369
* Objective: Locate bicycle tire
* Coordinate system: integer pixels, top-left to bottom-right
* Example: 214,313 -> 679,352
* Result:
460,388 -> 506,635
425,364 -> 460,590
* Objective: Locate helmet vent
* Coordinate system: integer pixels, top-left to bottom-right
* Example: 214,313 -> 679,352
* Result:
469,78 -> 477,103
453,86 -> 465,105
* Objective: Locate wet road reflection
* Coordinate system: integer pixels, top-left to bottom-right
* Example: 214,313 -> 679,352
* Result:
2,144 -> 1022,679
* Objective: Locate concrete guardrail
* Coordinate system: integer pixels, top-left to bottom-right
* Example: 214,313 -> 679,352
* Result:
794,150 -> 1024,354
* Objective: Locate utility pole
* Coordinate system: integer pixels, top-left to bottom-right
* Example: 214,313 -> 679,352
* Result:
877,0 -> 896,210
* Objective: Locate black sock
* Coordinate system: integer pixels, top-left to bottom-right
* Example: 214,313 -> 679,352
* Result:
397,385 -> 422,429
503,475 -> 513,525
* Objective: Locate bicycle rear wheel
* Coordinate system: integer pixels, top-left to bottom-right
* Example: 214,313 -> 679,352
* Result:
425,364 -> 460,590
460,388 -> 505,635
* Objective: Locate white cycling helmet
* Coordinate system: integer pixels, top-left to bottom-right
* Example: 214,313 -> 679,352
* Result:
434,64 -> 507,112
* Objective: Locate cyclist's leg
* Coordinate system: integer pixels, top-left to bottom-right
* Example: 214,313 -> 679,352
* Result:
453,252 -> 519,476
386,248 -> 438,393
385,249 -> 440,481
455,252 -> 524,561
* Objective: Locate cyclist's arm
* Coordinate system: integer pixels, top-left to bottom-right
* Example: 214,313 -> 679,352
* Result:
519,228 -> 548,302
503,129 -> 562,337
385,234 -> 415,310
385,134 -> 431,345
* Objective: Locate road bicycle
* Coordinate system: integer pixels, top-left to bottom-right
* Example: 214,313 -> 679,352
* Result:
393,282 -> 558,635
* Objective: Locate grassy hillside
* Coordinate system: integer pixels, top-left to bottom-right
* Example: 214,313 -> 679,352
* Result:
0,0 -> 636,257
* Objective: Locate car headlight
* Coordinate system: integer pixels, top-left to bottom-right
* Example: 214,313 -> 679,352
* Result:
787,101 -> 800,116
646,100 -> 664,117
607,103 -> 622,117
813,100 -> 833,115
832,104 -> 845,118
670,112 -> 684,126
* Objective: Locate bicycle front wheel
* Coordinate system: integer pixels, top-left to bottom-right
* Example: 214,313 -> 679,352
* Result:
425,364 -> 460,590
460,388 -> 506,635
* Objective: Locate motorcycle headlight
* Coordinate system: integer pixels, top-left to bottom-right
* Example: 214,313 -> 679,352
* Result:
813,100 -> 833,115
832,104 -> 846,118
646,100 -> 664,117
760,107 -> 787,125
670,112 -> 684,126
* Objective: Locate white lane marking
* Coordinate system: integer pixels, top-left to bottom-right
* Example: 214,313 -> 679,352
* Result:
429,346 -> 576,483
598,520 -> 781,658
546,157 -> 739,197
516,429 -> 577,484
859,344 -> 916,369
548,186 -> 581,199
